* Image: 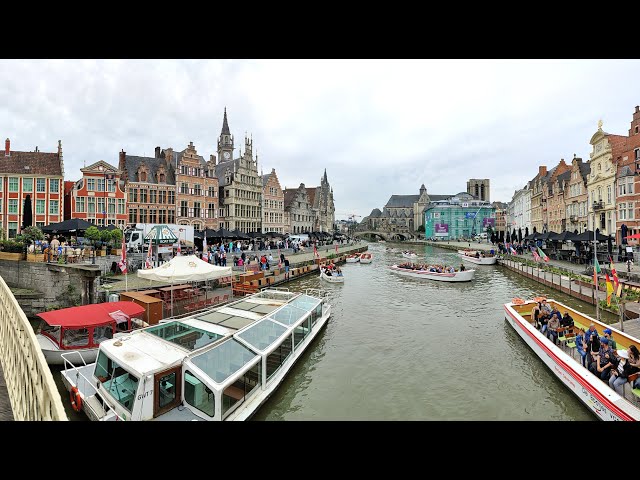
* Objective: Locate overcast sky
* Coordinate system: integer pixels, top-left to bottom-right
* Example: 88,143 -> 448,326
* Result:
2,59 -> 639,220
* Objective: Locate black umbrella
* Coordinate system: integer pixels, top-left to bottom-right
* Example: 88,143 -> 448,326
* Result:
572,230 -> 608,242
621,224 -> 628,245
556,231 -> 578,242
505,231 -> 511,243
525,226 -> 529,238
22,194 -> 32,229
518,228 -> 522,243
210,227 -> 235,238
607,235 -> 613,255
42,218 -> 93,234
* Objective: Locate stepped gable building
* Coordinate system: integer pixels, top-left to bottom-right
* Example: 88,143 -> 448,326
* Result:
214,108 -> 263,232
261,168 -> 285,234
305,169 -> 336,233
0,139 -> 64,237
283,183 -> 314,234
119,147 -> 176,227
565,156 -> 590,234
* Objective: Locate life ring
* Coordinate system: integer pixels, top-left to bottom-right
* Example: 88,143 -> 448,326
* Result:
512,297 -> 525,305
70,386 -> 82,412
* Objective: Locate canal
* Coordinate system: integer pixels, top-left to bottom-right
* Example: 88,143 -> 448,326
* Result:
52,241 -> 615,420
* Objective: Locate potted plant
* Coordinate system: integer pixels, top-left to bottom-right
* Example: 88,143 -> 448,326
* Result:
22,225 -> 45,262
101,229 -> 113,255
85,226 -> 101,256
0,239 -> 26,260
110,228 -> 123,256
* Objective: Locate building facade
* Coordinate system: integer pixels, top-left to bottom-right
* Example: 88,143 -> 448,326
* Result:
492,201 -> 508,238
67,160 -> 127,229
424,193 -> 495,239
565,156 -> 590,234
119,149 -> 176,227
616,106 -> 640,244
283,183 -> 314,234
507,183 -> 532,235
0,139 -> 64,237
308,169 -> 336,232
546,160 -> 571,234
587,120 -> 626,236
261,168 -> 285,234
215,109 -> 263,232
467,179 -> 490,203
173,142 -> 219,231
530,166 -> 547,234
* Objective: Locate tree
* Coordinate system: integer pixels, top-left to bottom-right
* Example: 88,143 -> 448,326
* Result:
416,225 -> 425,233
110,228 -> 123,245
85,226 -> 101,245
22,225 -> 44,245
100,229 -> 113,244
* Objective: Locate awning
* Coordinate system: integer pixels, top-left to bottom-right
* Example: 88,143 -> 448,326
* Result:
36,301 -> 145,328
136,254 -> 232,282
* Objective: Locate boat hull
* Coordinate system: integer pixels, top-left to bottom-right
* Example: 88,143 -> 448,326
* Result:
389,265 -> 475,282
320,270 -> 345,283
504,301 -> 640,421
401,253 -> 418,259
345,257 -> 359,263
459,253 -> 497,265
359,254 -> 372,264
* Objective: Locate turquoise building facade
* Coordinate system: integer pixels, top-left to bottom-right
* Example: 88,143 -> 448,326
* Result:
424,193 -> 495,240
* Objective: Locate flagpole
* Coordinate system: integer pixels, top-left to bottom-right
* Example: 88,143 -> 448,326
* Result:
594,227 -> 599,322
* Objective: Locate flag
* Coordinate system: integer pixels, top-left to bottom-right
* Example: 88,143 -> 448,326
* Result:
177,241 -> 181,256
335,243 -> 339,253
608,256 -> 619,292
531,246 -> 540,262
510,246 -> 517,255
593,256 -> 601,287
202,236 -> 208,261
536,246 -> 549,262
118,235 -> 127,273
313,244 -> 319,258
145,238 -> 152,269
605,271 -> 614,306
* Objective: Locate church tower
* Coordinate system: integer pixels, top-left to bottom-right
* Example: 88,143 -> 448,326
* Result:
217,107 -> 234,163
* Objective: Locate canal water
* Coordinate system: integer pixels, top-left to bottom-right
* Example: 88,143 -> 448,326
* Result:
53,241 -> 610,420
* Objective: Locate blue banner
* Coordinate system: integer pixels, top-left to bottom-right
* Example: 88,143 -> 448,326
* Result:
465,212 -> 477,219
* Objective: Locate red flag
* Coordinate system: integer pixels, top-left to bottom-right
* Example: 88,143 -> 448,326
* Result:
335,243 -> 339,253
118,235 -> 127,273
531,246 -> 540,262
145,238 -> 153,269
177,242 -> 181,255
313,244 -> 318,258
609,256 -> 619,292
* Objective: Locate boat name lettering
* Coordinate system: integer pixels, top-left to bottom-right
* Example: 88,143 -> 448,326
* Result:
137,390 -> 153,401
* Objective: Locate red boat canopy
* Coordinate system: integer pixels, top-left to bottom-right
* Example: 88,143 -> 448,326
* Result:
36,301 -> 145,328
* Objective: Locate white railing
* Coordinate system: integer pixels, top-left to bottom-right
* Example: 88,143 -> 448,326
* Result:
0,275 -> 67,420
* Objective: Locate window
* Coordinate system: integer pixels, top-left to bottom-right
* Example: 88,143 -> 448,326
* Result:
36,199 -> 45,214
140,189 -> 147,203
9,177 -> 18,192
635,149 -> 640,160
159,209 -> 166,223
87,178 -> 95,191
88,197 -> 95,214
129,209 -> 137,224
266,335 -> 293,381
97,198 -> 105,216
184,371 -> 214,417
94,351 -> 139,414
619,203 -> 626,220
117,199 -> 125,214
49,179 -> 59,193
62,328 -> 90,347
49,200 -> 59,215
108,198 -> 116,214
194,202 -> 201,218
167,210 -> 175,224
23,178 -> 33,192
607,185 -> 612,204
149,190 -> 157,204
139,209 -> 147,223
8,199 -> 18,214
168,191 -> 175,204
8,222 -> 17,238
180,182 -> 188,194
149,209 -> 157,223
180,201 -> 188,217
208,203 -> 215,218
628,201 -> 634,220
208,186 -> 216,198
0,177 -> 2,191
93,325 -> 114,345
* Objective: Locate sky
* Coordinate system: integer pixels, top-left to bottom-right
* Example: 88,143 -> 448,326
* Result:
2,59 -> 640,221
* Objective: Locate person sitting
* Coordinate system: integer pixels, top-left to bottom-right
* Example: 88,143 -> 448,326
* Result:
585,324 -> 600,364
475,251 -> 480,258
608,347 -> 640,395
546,313 -> 561,344
574,328 -> 588,368
627,345 -> 640,390
560,311 -> 574,329
532,302 -> 542,328
588,337 -> 614,381
602,328 -> 616,350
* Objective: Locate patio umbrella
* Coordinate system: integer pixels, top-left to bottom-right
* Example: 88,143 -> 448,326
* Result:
22,194 -> 33,228
525,227 -> 529,238
42,218 -> 93,234
518,228 -> 522,243
621,224 -> 628,244
556,231 -> 578,242
625,233 -> 640,240
211,227 -> 235,238
573,230 -> 608,243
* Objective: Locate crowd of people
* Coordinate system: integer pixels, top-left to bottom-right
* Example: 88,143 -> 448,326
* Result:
397,262 -> 462,273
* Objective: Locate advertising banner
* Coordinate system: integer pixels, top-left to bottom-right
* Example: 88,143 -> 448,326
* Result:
435,223 -> 449,236
483,217 -> 495,227
465,212 -> 477,219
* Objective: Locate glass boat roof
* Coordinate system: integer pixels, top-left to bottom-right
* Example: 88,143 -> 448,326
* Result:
146,321 -> 224,351
191,339 -> 259,384
236,318 -> 289,352
269,303 -> 308,326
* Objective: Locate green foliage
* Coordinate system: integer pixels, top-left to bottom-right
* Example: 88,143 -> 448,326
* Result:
0,239 -> 25,252
416,225 -> 425,233
85,226 -> 101,243
21,225 -> 44,245
110,228 -> 123,244
0,227 -> 4,240
100,229 -> 113,243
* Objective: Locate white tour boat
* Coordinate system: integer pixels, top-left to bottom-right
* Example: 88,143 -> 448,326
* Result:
504,297 -> 640,421
359,253 -> 372,264
401,251 -> 418,259
36,302 -> 147,365
458,251 -> 497,265
319,266 -> 345,283
60,288 -> 331,421
389,264 -> 475,282
345,254 -> 360,263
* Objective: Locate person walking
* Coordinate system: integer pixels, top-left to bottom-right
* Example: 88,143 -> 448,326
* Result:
284,257 -> 290,280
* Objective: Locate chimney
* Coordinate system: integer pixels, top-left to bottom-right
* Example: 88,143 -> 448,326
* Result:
35,146 -> 38,152
119,149 -> 126,171
538,165 -> 547,177
636,105 -> 639,113
210,154 -> 217,166
5,138 -> 9,156
155,146 -> 161,158
164,147 -> 174,168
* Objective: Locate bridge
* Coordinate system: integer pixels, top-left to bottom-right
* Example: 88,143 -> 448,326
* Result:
0,275 -> 67,420
353,230 -> 414,241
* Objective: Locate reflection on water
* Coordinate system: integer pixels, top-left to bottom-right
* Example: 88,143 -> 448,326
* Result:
51,242 -> 595,421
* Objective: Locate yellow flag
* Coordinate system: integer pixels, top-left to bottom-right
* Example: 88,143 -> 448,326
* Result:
605,272 -> 614,306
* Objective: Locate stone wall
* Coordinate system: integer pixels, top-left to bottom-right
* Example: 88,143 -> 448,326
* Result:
0,260 -> 101,308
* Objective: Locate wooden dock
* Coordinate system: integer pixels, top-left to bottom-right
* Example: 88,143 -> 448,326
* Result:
0,363 -> 14,421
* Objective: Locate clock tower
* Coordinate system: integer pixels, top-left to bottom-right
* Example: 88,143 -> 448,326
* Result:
217,107 -> 234,163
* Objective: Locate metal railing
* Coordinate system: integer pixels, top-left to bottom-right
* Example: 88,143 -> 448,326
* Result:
0,275 -> 67,420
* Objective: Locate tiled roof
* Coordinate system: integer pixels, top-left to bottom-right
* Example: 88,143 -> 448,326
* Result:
578,161 -> 591,179
369,208 -> 382,218
283,188 -> 298,208
306,187 -> 317,207
261,173 -> 270,187
557,171 -> 571,185
0,150 -> 62,175
385,194 -> 420,208
619,165 -> 633,178
214,158 -> 240,187
124,155 -> 175,185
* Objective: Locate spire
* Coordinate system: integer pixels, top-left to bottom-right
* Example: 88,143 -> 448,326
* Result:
221,107 -> 230,135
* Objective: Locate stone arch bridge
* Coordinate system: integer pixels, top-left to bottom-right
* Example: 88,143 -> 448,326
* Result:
353,230 -> 414,241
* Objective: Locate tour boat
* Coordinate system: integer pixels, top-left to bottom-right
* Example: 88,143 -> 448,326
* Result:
401,251 -> 418,259
60,288 -> 331,421
458,251 -> 497,265
36,302 -> 147,365
504,298 -> 640,421
359,253 -> 372,264
345,254 -> 360,263
320,267 -> 345,283
389,264 -> 475,282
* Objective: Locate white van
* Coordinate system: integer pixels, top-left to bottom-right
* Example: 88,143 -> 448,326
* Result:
474,232 -> 488,241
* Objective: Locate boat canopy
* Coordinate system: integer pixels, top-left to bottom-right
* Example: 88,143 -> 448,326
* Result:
190,339 -> 259,384
37,301 -> 145,328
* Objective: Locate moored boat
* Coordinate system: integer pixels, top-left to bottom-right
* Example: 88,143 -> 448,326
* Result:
36,302 -> 147,365
504,298 -> 640,421
459,251 -> 497,265
345,254 -> 360,263
401,251 -> 418,258
61,288 -> 331,421
359,253 -> 372,264
389,264 -> 475,282
320,266 -> 345,283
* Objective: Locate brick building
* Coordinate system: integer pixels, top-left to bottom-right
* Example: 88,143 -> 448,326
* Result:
261,168 -> 285,234
616,106 -> 640,244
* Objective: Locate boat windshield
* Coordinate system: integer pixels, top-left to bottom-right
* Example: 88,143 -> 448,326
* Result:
94,350 -> 140,414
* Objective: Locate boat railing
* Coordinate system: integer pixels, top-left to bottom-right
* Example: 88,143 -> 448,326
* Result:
61,351 -> 125,421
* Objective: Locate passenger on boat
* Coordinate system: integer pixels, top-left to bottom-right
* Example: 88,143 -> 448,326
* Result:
608,347 -> 640,395
602,328 -> 617,350
560,312 -> 574,329
460,263 -> 465,271
547,314 -> 561,344
532,302 -> 542,328
589,337 -> 615,381
627,345 -> 640,389
586,325 -> 600,364
574,328 -> 588,367
475,251 -> 480,258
